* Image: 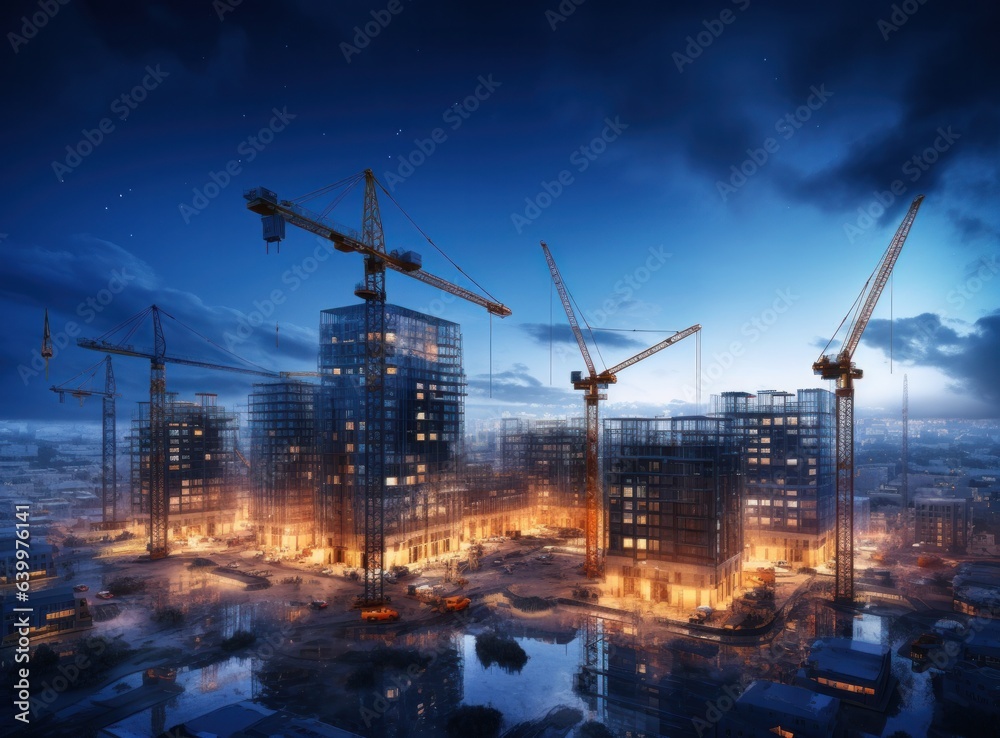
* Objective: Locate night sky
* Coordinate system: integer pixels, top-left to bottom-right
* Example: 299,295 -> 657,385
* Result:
2,0 -> 998,428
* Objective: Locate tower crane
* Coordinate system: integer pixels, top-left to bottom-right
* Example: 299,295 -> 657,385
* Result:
245,169 -> 510,607
41,309 -> 53,378
50,355 -> 120,526
79,305 -> 320,560
813,194 -> 923,602
541,241 -> 701,578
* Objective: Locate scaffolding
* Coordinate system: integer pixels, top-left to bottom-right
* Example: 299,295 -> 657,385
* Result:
248,380 -> 321,553
603,416 -> 742,609
130,392 -> 240,541
497,417 -> 587,531
712,389 -> 836,567
317,304 -> 466,567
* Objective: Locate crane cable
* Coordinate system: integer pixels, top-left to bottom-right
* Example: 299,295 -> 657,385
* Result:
375,179 -> 503,306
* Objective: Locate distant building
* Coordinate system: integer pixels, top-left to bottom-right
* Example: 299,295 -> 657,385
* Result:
942,621 -> 1000,716
719,680 -> 840,738
316,304 -> 465,568
497,417 -> 586,530
714,389 -> 835,567
0,536 -> 55,584
1,585 -> 91,646
953,562 -> 1000,619
463,462 -> 531,541
604,416 -> 742,609
796,637 -> 893,710
914,497 -> 971,552
854,496 -> 871,536
248,380 -> 321,553
130,392 -> 241,541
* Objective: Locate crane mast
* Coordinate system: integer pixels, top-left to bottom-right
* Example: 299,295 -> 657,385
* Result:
79,305 -> 318,560
246,170 -> 509,607
51,356 -> 119,526
813,194 -> 923,602
541,240 -> 699,578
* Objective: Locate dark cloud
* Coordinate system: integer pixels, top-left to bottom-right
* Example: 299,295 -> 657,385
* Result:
862,311 -> 1000,414
519,322 -> 644,351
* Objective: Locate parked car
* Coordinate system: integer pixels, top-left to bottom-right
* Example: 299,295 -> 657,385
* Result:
310,600 -> 328,610
362,607 -> 399,623
227,561 -> 240,569
442,596 -> 471,612
96,591 -> 114,599
73,584 -> 89,592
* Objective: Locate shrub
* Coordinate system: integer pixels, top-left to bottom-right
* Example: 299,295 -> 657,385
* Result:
475,632 -> 528,674
221,630 -> 257,651
446,705 -> 503,738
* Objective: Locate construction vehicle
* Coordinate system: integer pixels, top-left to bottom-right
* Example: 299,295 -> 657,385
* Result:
813,194 -> 924,602
540,241 -> 700,578
245,170 -> 509,608
361,606 -> 399,623
442,595 -> 471,612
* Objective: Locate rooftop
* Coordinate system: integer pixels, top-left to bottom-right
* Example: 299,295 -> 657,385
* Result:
738,680 -> 839,721
806,638 -> 888,683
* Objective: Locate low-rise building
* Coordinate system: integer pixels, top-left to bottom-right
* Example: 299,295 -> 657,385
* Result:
1,584 -> 92,646
719,680 -> 840,738
0,536 -> 56,584
953,562 -> 1000,620
795,638 -> 893,710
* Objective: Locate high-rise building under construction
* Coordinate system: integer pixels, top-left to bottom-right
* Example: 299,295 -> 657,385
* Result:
248,379 -> 321,553
713,389 -> 836,567
603,416 -> 742,609
315,303 -> 465,567
129,392 -> 241,541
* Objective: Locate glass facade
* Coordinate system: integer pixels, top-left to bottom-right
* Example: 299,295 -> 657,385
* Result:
248,380 -> 321,552
603,417 -> 742,608
714,389 -> 835,566
129,393 -> 239,539
316,303 -> 465,567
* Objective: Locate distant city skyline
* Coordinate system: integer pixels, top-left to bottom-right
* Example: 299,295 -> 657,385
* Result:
2,1 -> 997,427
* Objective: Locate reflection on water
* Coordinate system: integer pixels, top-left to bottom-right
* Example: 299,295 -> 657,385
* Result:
96,597 -> 940,737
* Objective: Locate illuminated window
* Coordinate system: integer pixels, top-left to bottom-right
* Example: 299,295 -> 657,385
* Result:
417,434 -> 426,441
637,539 -> 647,550
345,421 -> 354,430
623,537 -> 634,548
387,477 -> 398,486
194,429 -> 203,436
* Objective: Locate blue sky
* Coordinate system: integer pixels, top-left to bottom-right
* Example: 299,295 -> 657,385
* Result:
1,0 -> 998,426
